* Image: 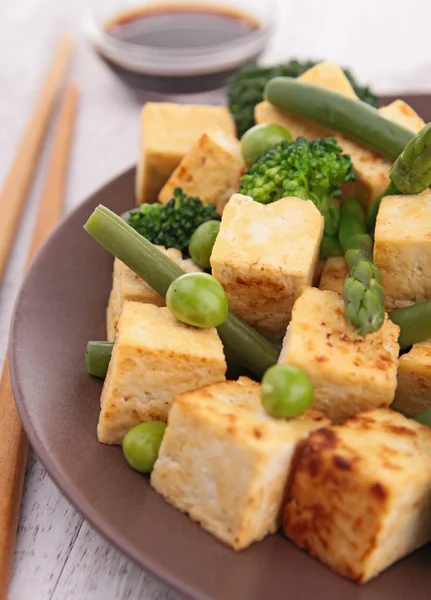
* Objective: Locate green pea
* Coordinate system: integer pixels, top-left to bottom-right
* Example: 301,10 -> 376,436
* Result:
166,272 -> 228,328
241,123 -> 293,166
122,421 -> 167,473
189,220 -> 220,269
414,408 -> 431,427
261,364 -> 313,418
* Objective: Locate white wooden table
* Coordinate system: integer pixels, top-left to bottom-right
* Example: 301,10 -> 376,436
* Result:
2,0 -> 431,598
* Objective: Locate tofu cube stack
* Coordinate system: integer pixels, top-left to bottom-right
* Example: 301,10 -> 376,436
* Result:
98,301 -> 226,444
159,125 -> 245,214
279,287 -> 400,422
136,103 -> 236,204
106,249 -> 201,342
284,409 -> 431,583
255,61 -> 425,207
211,194 -> 324,339
151,377 -> 330,550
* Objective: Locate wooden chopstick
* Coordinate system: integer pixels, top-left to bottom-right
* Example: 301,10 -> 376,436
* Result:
0,82 -> 79,600
0,34 -> 73,283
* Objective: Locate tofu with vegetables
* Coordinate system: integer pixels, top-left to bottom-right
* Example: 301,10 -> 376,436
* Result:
318,257 -> 348,294
279,287 -> 399,422
158,125 -> 245,214
374,193 -> 431,309
210,194 -> 324,339
392,340 -> 431,415
151,377 -> 330,550
98,301 -> 226,445
106,249 -> 202,342
136,103 -> 236,204
255,61 -> 424,207
283,409 -> 431,583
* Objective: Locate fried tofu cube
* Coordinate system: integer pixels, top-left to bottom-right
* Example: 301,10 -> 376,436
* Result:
98,302 -> 226,444
283,409 -> 431,583
136,103 -> 236,204
106,248 -> 201,341
379,99 -> 426,132
319,257 -> 348,294
299,61 -> 357,97
158,125 -> 244,214
374,193 -> 431,309
210,194 -> 324,339
151,378 -> 330,550
279,287 -> 400,422
392,340 -> 431,415
255,62 -> 424,207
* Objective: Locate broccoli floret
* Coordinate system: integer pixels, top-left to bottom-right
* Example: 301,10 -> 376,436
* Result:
239,137 -> 355,237
228,59 -> 379,137
127,188 -> 220,255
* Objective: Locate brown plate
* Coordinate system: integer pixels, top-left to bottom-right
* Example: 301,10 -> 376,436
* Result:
9,95 -> 431,600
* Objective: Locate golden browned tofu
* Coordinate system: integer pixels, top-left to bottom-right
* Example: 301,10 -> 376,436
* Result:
379,99 -> 426,132
210,194 -> 324,339
393,340 -> 431,415
283,409 -> 431,583
279,287 -> 400,422
318,257 -> 348,294
255,62 -> 424,207
135,103 -> 236,204
98,302 -> 226,444
151,378 -> 330,550
158,125 -> 245,213
106,249 -> 202,341
374,193 -> 431,309
300,61 -> 357,97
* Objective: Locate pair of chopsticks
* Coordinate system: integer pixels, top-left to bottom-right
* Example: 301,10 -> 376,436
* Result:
0,34 -> 78,600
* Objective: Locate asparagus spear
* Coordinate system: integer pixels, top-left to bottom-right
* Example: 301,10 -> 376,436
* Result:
84,205 -> 279,378
339,198 -> 385,335
390,122 -> 431,194
367,123 -> 431,233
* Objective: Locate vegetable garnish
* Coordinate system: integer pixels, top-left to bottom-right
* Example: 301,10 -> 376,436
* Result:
127,187 -> 220,255
389,300 -> 431,350
123,422 -> 167,474
228,59 -> 378,137
241,123 -> 292,166
188,220 -> 220,269
261,364 -> 313,418
86,341 -> 113,379
414,408 -> 431,427
84,205 -> 279,377
265,77 -> 413,160
367,123 -> 431,233
338,198 -> 385,335
166,273 -> 228,329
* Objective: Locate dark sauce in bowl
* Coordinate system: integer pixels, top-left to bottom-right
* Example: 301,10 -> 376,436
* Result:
89,3 -> 270,93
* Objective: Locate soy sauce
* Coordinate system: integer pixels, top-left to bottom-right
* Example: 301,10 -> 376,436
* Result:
100,4 -> 263,93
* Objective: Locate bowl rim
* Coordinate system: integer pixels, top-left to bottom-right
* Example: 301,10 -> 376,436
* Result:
84,0 -> 276,76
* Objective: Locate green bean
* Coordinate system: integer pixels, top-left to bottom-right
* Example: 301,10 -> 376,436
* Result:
389,300 -> 431,349
84,206 -> 279,377
85,341 -> 113,378
265,77 -> 414,160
